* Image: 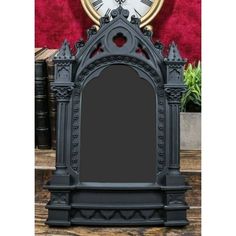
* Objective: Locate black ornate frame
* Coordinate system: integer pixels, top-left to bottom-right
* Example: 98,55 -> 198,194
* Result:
45,7 -> 190,227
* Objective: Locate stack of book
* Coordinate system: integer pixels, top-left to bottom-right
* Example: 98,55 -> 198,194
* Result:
35,48 -> 58,150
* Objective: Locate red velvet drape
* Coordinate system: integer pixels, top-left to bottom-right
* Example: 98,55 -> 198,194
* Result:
35,0 -> 201,63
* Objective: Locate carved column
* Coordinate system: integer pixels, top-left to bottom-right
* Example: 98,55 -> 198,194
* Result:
165,86 -> 185,174
45,40 -> 75,226
163,42 -> 189,227
51,40 -> 75,179
164,42 -> 186,177
51,83 -> 74,175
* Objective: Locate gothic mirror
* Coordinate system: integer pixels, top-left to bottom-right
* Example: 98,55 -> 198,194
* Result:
46,7 -> 190,227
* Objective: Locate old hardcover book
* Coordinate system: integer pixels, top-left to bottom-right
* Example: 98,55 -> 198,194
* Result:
35,47 -> 46,56
35,49 -> 46,148
46,50 -> 58,150
35,49 -> 57,149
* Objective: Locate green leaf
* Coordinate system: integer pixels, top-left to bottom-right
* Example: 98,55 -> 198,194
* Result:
181,61 -> 202,111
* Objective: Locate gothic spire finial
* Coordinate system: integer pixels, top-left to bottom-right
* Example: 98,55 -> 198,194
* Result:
167,41 -> 185,62
55,39 -> 73,60
165,41 -> 186,64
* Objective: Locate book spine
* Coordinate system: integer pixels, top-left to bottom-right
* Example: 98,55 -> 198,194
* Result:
46,59 -> 57,150
35,60 -> 51,149
35,47 -> 46,56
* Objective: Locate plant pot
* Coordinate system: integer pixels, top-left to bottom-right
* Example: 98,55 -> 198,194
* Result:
180,112 -> 201,150
186,101 -> 201,112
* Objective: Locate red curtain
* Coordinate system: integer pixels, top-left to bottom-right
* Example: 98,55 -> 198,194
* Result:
35,0 -> 201,63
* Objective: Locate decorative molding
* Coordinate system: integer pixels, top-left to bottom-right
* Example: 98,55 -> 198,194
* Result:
51,193 -> 67,205
74,7 -> 165,72
87,26 -> 98,39
75,39 -> 85,50
74,55 -> 166,173
57,66 -> 70,81
99,15 -> 110,26
130,15 -> 140,26
77,55 -> 159,81
154,40 -> 164,52
143,27 -> 153,38
51,83 -> 74,101
164,87 -> 186,103
71,88 -> 81,173
111,6 -> 129,20
56,62 -> 71,67
168,68 -> 181,81
167,194 -> 185,205
167,64 -> 183,69
73,209 -> 161,221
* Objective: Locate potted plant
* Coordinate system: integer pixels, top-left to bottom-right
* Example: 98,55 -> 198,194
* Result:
181,61 -> 201,112
180,61 -> 201,150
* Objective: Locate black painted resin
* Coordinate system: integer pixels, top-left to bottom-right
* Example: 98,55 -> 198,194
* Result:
45,6 -> 191,227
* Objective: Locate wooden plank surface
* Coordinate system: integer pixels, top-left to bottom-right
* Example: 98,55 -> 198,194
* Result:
35,203 -> 201,236
35,149 -> 201,172
35,149 -> 56,170
180,150 -> 201,172
185,172 -> 201,207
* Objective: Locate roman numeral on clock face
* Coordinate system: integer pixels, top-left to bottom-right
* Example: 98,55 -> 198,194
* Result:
105,8 -> 111,16
92,0 -> 104,11
134,9 -> 142,18
140,0 -> 153,7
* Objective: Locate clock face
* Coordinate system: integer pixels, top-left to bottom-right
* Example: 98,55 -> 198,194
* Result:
90,0 -> 154,20
81,0 -> 164,28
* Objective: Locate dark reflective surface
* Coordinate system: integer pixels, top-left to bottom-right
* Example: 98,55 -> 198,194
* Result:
80,65 -> 156,182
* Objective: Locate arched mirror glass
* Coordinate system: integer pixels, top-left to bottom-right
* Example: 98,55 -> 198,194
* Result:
80,65 -> 156,183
